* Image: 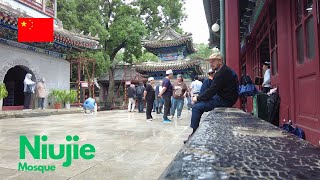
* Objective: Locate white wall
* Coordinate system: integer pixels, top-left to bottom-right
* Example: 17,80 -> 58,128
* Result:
0,43 -> 70,107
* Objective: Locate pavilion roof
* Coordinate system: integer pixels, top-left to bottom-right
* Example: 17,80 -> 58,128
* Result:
135,59 -> 204,75
0,2 -> 100,50
143,26 -> 196,54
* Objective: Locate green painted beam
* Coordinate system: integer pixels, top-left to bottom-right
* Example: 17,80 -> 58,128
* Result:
220,0 -> 225,60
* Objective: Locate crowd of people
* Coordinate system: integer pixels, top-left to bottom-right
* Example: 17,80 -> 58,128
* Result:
127,70 -> 207,122
126,51 -> 240,143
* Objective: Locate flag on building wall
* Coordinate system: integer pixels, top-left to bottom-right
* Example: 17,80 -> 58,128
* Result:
18,18 -> 54,42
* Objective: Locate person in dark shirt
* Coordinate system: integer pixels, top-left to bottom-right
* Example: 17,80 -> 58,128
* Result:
158,69 -> 173,122
184,53 -> 239,143
127,84 -> 136,112
136,82 -> 145,113
144,77 -> 155,121
199,69 -> 215,95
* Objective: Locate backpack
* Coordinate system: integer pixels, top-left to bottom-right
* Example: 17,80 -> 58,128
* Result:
281,121 -> 305,140
241,75 -> 253,85
136,86 -> 144,97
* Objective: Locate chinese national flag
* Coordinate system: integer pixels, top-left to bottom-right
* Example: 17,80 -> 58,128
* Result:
18,18 -> 54,42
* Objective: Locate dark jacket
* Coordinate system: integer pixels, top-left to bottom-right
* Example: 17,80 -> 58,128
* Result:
145,84 -> 155,102
199,78 -> 214,95
197,65 -> 239,105
127,86 -> 136,98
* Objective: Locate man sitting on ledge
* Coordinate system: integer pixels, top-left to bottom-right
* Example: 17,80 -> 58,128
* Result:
185,52 -> 239,143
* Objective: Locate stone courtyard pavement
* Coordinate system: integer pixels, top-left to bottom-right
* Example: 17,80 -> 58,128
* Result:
0,110 -> 194,180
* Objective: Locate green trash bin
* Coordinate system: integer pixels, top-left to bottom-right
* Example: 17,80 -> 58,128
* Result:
253,93 -> 269,121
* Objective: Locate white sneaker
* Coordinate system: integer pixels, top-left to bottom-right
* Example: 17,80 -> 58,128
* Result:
171,115 -> 174,119
177,116 -> 181,119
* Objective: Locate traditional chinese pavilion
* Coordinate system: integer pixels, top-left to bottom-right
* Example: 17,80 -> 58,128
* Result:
204,0 -> 320,146
136,27 -> 203,79
0,0 -> 99,110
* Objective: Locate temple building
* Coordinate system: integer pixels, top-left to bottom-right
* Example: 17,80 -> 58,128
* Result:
136,27 -> 203,79
0,0 -> 99,110
204,0 -> 320,146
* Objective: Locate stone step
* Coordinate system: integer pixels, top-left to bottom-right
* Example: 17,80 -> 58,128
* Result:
0,108 -> 83,119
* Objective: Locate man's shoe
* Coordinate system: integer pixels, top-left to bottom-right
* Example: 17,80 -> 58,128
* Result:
183,134 -> 192,144
163,119 -> 172,123
177,116 -> 181,119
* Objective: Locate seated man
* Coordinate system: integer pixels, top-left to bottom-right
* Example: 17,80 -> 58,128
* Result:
185,53 -> 239,143
199,69 -> 215,95
83,97 -> 96,113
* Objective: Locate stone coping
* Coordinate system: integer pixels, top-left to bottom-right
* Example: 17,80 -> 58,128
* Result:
160,108 -> 320,179
0,108 -> 82,119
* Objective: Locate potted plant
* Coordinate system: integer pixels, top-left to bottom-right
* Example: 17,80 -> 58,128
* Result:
49,90 -> 64,109
0,83 -> 8,110
65,90 -> 77,109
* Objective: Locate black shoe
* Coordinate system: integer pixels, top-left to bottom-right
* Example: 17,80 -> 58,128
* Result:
183,134 -> 192,144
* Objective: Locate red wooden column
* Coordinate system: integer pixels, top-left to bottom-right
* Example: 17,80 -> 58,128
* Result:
225,0 -> 240,108
276,0 -> 294,124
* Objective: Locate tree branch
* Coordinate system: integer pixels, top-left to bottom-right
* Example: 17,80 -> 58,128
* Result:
110,39 -> 127,62
139,7 -> 148,17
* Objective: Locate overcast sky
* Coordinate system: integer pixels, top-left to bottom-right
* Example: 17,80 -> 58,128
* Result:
181,0 -> 209,44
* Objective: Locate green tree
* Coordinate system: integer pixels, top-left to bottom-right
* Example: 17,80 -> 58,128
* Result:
58,0 -> 186,102
189,43 -> 212,60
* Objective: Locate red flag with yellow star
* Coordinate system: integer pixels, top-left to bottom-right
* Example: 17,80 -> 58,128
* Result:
18,18 -> 54,42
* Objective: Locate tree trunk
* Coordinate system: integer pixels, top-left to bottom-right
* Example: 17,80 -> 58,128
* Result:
106,67 -> 115,102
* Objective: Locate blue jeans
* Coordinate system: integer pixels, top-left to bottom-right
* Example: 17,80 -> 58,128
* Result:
153,99 -> 157,111
170,97 -> 184,117
137,97 -> 144,112
190,95 -> 232,130
187,97 -> 192,110
38,98 -> 45,109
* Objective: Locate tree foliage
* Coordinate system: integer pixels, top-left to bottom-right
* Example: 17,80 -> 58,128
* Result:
57,0 -> 186,101
188,43 -> 212,60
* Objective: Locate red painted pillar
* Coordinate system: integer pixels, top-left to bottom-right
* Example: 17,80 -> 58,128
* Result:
225,0 -> 240,108
276,0 -> 294,124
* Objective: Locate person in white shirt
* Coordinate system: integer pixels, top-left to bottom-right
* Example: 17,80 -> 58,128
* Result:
190,76 -> 203,95
262,61 -> 271,93
155,80 -> 164,114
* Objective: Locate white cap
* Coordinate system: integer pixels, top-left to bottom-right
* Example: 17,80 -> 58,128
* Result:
148,77 -> 154,81
166,69 -> 173,74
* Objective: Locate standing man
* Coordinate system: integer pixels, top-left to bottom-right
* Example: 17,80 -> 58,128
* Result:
190,76 -> 202,95
136,82 -> 145,113
155,80 -> 164,114
262,61 -> 271,94
171,74 -> 188,119
158,70 -> 173,122
185,53 -> 239,143
144,77 -> 155,121
127,84 -> 136,112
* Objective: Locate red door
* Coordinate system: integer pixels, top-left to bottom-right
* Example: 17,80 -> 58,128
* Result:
292,0 -> 320,146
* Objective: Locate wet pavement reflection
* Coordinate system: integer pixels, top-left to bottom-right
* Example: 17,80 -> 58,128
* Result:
0,110 -> 193,179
